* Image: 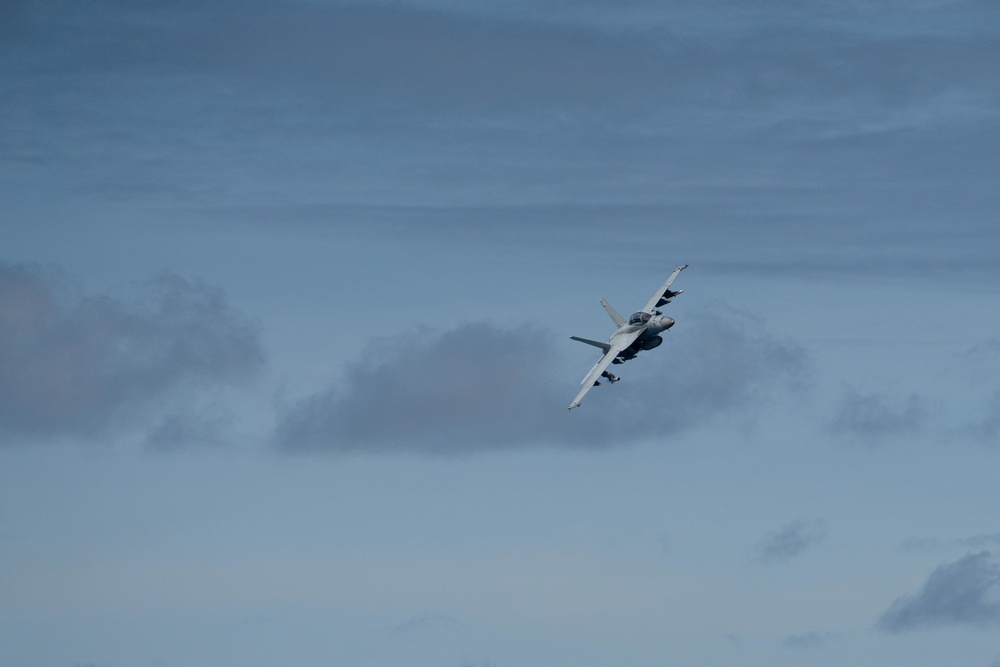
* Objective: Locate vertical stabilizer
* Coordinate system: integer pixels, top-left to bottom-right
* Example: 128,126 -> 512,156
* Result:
599,298 -> 626,327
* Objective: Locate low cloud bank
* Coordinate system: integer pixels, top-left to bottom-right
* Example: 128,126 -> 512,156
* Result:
0,263 -> 263,443
273,306 -> 806,454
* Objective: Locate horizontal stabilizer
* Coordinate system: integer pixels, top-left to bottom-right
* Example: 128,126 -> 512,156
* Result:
570,336 -> 611,353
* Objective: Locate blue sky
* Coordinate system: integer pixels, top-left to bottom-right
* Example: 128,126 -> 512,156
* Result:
3,1 -> 1000,665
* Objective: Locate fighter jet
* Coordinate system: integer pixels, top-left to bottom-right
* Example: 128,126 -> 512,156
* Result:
568,264 -> 688,410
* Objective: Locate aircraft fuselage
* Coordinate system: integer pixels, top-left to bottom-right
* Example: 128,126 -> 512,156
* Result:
612,313 -> 674,361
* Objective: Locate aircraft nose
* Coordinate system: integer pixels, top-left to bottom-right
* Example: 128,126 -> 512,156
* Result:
663,316 -> 675,329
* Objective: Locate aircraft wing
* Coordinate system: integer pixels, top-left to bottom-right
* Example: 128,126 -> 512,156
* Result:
641,264 -> 688,314
568,330 -> 643,409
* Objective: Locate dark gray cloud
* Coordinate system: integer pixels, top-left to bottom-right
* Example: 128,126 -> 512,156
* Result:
756,518 -> 827,562
0,263 -> 263,443
877,551 -> 1000,633
829,389 -> 927,442
273,306 -> 806,454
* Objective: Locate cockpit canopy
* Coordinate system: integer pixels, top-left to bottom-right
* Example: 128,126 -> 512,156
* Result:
628,311 -> 652,325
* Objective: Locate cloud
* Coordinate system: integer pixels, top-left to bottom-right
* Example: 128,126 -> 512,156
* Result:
827,339 -> 1000,447
8,2 -> 998,190
273,306 -> 806,454
34,2 -> 1000,122
877,551 -> 1000,633
934,341 -> 1000,444
829,389 -> 927,442
6,0 -> 1000,290
963,390 -> 1000,443
756,518 -> 827,562
0,263 -> 263,443
273,322 -> 564,454
946,341 -> 1000,443
951,339 -> 1000,383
